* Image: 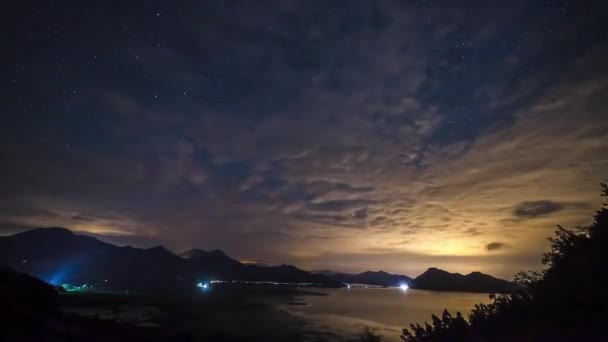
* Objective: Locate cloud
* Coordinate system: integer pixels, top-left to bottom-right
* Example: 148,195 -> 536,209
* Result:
513,201 -> 565,219
486,242 -> 508,251
0,221 -> 35,236
0,201 -> 59,219
308,199 -> 369,213
353,207 -> 368,220
70,215 -> 95,222
464,228 -> 482,237
1,1 -> 607,279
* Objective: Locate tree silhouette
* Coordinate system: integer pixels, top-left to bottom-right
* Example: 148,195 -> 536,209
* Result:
402,182 -> 608,341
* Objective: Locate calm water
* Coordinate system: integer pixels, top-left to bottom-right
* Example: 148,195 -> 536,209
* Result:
282,287 -> 492,341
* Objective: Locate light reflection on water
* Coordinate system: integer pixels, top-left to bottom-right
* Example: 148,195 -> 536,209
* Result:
282,288 -> 492,341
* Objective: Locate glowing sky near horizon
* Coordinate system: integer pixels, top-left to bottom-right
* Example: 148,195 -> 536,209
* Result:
2,1 -> 608,279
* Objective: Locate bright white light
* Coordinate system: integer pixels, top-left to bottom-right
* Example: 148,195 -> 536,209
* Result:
196,282 -> 203,288
202,283 -> 209,289
399,283 -> 409,292
347,284 -> 351,289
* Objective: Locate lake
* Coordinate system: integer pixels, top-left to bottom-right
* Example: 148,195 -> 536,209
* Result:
282,287 -> 493,341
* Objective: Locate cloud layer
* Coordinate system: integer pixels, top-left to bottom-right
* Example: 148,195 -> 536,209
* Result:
2,1 -> 608,279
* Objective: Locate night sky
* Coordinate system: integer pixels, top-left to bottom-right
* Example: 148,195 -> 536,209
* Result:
2,1 -> 608,278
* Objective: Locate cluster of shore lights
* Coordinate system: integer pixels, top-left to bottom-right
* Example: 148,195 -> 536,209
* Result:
197,280 -> 409,291
206,280 -> 320,286
196,280 -> 326,291
345,283 -> 409,292
59,283 -> 89,292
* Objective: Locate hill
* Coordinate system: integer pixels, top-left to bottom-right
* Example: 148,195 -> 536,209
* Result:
0,227 -> 342,289
411,267 -> 519,293
315,270 -> 412,287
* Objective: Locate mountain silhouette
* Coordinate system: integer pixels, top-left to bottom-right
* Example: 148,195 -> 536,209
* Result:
315,270 -> 412,287
180,248 -> 243,279
316,268 -> 517,292
0,227 -> 342,289
239,264 -> 340,284
411,267 -> 519,293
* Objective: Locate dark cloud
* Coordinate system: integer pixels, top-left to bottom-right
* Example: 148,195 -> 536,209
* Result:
70,215 -> 95,222
308,199 -> 369,213
371,216 -> 387,225
306,181 -> 374,198
0,221 -> 35,235
291,213 -> 359,229
486,242 -> 508,251
1,1 -> 607,278
513,200 -> 565,219
464,228 -> 482,237
1,202 -> 59,219
353,207 -> 368,220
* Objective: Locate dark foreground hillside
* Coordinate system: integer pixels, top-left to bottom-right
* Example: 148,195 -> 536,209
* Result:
400,182 -> 608,341
1,267 -> 334,342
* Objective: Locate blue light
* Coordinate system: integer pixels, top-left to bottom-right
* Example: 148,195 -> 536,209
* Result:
196,282 -> 210,290
46,259 -> 83,285
48,268 -> 70,285
399,283 -> 409,292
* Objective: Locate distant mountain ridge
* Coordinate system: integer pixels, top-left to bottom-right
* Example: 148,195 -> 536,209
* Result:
316,267 -> 518,293
315,270 -> 412,287
1,228 -> 519,292
0,227 -> 342,289
411,267 -> 520,293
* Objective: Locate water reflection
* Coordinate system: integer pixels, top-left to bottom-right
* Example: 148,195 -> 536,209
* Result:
283,288 -> 492,341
